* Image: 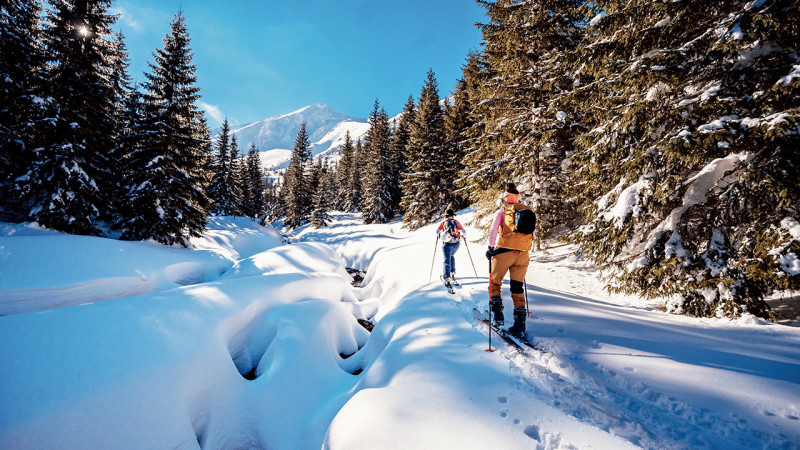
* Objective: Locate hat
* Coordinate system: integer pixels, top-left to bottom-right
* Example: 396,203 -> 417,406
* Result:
502,182 -> 519,204
445,209 -> 455,217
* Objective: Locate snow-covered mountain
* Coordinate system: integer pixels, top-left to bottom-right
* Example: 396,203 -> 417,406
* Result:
223,104 -> 370,170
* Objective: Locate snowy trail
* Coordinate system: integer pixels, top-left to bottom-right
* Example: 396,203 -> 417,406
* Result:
1,213 -> 798,449
300,212 -> 800,449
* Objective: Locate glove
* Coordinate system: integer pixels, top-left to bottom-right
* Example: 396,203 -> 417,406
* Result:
485,246 -> 494,260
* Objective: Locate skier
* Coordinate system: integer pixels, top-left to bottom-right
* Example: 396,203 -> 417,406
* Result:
485,182 -> 535,337
436,209 -> 466,287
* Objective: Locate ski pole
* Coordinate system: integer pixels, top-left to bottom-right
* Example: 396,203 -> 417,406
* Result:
486,255 -> 495,352
428,234 -> 440,283
524,276 -> 530,316
462,239 -> 478,278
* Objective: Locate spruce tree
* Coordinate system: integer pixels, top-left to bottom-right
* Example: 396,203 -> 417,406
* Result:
310,158 -> 331,227
361,99 -> 394,223
462,1 -> 585,242
350,140 -> 364,212
118,11 -> 211,245
401,69 -> 447,229
565,0 -> 800,318
228,134 -> 244,216
335,131 -> 354,210
389,95 -> 416,216
209,118 -> 233,214
0,0 -> 45,220
21,0 -> 120,235
243,142 -> 265,218
283,122 -> 312,228
443,78 -> 472,211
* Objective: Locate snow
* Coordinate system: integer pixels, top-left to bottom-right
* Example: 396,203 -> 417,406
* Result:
221,104 -> 370,170
644,152 -> 749,251
1,212 -> 799,449
600,178 -> 648,227
589,12 -> 606,27
777,64 -> 800,86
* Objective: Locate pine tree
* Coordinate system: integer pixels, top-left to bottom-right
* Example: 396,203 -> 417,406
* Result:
462,1 -> 585,242
20,0 -> 120,235
106,31 -> 135,221
336,131 -> 354,210
310,158 -> 332,227
0,0 -> 45,220
118,11 -> 211,245
401,69 -> 448,228
350,139 -> 365,212
283,122 -> 312,228
228,134 -> 244,216
242,142 -> 265,218
565,0 -> 800,318
209,118 -> 233,214
361,99 -> 395,223
443,78 -> 472,211
389,95 -> 416,216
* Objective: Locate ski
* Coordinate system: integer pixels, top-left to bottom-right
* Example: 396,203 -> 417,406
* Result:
440,276 -> 456,294
472,308 -> 544,352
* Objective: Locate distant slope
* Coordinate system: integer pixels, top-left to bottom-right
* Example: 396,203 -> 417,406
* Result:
222,104 -> 369,170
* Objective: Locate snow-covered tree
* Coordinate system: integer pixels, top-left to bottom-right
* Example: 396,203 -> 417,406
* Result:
228,134 -> 244,216
117,11 -> 211,245
283,122 -> 312,228
242,142 -> 265,218
389,95 -> 415,216
565,0 -> 800,318
461,1 -> 585,242
361,99 -> 395,224
310,158 -> 332,228
20,0 -> 121,235
335,131 -> 355,211
401,69 -> 448,229
0,0 -> 46,220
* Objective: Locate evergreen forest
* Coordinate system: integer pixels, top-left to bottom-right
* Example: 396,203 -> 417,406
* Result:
2,0 -> 798,319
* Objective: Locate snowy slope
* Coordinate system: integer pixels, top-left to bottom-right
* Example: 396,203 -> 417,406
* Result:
1,213 -> 799,449
223,104 -> 369,170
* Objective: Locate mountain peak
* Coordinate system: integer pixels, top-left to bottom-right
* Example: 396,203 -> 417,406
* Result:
222,104 -> 369,170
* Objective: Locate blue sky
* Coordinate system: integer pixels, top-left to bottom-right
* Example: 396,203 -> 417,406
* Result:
111,1 -> 485,128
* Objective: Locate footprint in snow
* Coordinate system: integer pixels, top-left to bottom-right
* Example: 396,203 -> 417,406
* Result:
523,425 -> 540,441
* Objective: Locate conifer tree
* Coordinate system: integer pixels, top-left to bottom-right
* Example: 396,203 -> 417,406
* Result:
0,0 -> 45,220
444,78 -> 473,211
118,11 -> 211,245
310,158 -> 332,227
565,0 -> 800,318
242,142 -> 265,218
209,118 -> 233,214
106,31 -> 135,221
401,69 -> 448,229
20,0 -> 120,235
228,134 -> 244,216
361,99 -> 395,223
348,140 -> 364,212
335,131 -> 355,210
283,122 -> 312,228
389,95 -> 416,215
463,1 -> 585,242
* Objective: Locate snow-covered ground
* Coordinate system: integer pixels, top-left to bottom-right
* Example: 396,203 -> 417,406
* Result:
1,212 -> 798,449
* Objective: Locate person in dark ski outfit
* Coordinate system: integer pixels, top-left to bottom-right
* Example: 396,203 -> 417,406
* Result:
436,209 -> 466,285
485,183 -> 534,337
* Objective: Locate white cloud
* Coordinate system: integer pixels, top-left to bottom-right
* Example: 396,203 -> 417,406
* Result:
199,102 -> 227,127
110,5 -> 142,32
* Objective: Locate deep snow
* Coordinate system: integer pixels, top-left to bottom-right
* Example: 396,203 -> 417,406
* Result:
1,212 -> 798,449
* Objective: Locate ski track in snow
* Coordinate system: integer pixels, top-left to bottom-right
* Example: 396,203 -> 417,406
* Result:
2,212 -> 798,448
450,282 -> 774,450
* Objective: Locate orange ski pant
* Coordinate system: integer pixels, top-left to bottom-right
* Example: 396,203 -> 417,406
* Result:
489,250 -> 529,309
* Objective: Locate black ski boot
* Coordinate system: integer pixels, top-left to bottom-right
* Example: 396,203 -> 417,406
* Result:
489,297 -> 504,327
507,307 -> 527,338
